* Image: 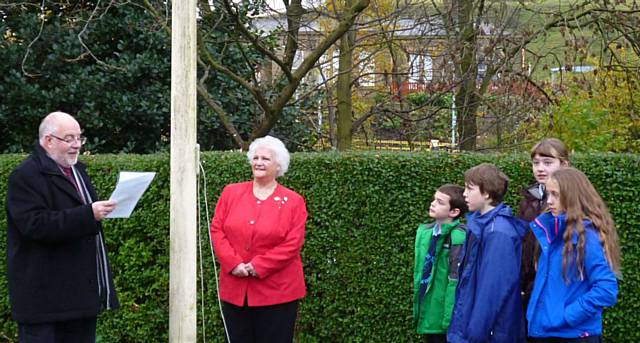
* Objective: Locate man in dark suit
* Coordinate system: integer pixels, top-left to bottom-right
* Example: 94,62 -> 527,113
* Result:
6,111 -> 119,342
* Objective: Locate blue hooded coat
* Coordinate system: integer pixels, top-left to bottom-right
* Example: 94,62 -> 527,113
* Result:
527,212 -> 618,338
447,203 -> 527,343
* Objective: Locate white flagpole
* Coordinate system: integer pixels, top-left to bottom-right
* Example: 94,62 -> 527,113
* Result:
170,0 -> 198,341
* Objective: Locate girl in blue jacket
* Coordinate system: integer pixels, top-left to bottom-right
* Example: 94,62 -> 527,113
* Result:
528,168 -> 621,342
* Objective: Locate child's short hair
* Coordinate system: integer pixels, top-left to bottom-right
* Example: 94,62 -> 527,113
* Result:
464,163 -> 509,206
530,138 -> 570,163
437,184 -> 468,219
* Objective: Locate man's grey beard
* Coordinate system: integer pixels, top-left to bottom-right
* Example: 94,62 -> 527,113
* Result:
66,155 -> 78,166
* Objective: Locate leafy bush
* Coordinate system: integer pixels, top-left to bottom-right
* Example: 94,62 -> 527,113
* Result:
521,56 -> 640,153
0,3 -> 317,154
0,152 -> 638,342
0,4 -> 171,154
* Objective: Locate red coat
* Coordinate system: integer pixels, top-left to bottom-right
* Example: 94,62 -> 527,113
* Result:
210,181 -> 307,306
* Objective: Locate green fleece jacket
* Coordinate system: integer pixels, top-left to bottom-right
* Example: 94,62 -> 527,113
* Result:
413,220 -> 466,334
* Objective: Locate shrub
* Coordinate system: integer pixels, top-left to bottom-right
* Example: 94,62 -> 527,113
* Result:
0,151 -> 638,342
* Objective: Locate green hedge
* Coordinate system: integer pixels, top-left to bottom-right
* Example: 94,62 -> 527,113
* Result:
0,152 -> 638,342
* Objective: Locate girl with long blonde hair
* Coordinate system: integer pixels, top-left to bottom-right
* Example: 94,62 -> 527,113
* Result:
527,168 -> 620,342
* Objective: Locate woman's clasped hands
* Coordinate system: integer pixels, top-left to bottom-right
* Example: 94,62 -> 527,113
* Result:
231,262 -> 259,278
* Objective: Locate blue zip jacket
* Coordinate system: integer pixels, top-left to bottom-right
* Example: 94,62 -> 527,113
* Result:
527,212 -> 618,338
447,203 -> 528,343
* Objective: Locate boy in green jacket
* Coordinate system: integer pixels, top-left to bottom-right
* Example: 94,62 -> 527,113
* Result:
413,184 -> 468,342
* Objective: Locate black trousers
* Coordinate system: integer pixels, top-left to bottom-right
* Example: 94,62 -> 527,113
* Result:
424,333 -> 448,343
529,336 -> 602,343
18,317 -> 97,343
222,300 -> 298,343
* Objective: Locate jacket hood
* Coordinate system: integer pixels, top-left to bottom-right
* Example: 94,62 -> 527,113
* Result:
467,203 -> 528,239
531,212 -> 565,244
532,211 -> 596,245
525,182 -> 544,200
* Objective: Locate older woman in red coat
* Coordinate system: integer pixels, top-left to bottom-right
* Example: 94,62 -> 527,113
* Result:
210,136 -> 307,343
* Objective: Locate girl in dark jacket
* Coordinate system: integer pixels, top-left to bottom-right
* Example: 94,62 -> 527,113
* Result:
518,138 -> 569,323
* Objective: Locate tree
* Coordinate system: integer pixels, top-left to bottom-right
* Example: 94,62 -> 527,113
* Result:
321,0 -> 451,150
505,0 -> 640,152
522,51 -> 640,153
391,0 -> 636,151
315,0 -> 569,151
0,0 -> 371,153
142,0 -> 371,150
3,1 -> 638,152
335,0 -> 357,150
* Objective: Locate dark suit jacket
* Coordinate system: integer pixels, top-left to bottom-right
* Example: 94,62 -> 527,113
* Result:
6,143 -> 119,323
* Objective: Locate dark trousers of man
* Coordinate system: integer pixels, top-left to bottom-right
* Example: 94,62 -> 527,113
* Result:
529,336 -> 602,343
222,300 -> 298,343
424,333 -> 448,343
18,317 -> 96,343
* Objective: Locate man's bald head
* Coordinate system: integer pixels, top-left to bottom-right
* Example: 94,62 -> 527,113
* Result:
38,112 -> 78,144
38,112 -> 83,167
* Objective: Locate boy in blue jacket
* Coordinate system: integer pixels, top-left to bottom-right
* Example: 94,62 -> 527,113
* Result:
447,163 -> 527,343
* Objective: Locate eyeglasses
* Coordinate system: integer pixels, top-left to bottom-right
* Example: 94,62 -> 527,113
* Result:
49,134 -> 87,145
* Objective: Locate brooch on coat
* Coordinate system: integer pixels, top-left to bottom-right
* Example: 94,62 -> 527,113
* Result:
273,196 -> 288,209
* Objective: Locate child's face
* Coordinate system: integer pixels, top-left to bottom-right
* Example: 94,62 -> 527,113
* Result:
429,191 -> 454,221
532,154 -> 566,184
545,178 -> 564,216
464,183 -> 491,213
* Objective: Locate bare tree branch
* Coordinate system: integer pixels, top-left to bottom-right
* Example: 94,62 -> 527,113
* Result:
21,0 -> 46,77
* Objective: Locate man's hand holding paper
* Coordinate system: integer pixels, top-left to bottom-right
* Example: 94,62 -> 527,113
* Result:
106,171 -> 156,218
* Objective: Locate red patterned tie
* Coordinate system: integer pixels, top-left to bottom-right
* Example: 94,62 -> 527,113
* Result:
61,166 -> 85,203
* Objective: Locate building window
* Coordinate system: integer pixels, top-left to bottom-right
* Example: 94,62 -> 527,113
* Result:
292,50 -> 304,70
477,58 -> 487,80
409,54 -> 433,83
359,52 -> 376,87
319,50 -> 339,77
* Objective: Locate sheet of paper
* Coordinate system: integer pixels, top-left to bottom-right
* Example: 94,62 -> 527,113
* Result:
106,171 -> 156,218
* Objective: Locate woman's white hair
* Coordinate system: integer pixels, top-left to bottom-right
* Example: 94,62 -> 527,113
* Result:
247,136 -> 290,177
